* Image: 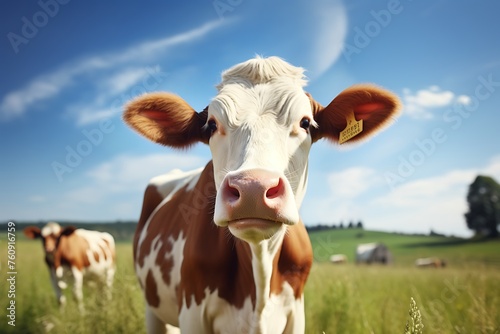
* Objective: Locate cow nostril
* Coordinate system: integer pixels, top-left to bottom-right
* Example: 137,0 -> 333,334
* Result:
227,184 -> 240,199
266,179 -> 283,199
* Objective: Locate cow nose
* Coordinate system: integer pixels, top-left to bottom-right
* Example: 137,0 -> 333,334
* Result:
221,169 -> 287,220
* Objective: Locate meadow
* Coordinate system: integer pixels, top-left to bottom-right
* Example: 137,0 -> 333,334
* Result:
1,228 -> 499,333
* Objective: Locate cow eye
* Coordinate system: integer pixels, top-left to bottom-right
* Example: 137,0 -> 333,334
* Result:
300,117 -> 311,130
207,119 -> 218,134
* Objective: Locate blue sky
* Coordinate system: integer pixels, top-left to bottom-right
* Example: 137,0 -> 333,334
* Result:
1,0 -> 499,237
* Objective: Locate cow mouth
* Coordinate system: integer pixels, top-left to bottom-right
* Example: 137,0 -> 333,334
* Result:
228,218 -> 282,229
227,218 -> 284,241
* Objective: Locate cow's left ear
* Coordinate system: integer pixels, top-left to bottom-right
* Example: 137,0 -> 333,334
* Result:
24,226 -> 41,239
123,92 -> 209,149
60,226 -> 77,236
310,84 -> 401,144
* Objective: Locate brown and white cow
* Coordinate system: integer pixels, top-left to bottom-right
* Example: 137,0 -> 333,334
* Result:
415,257 -> 447,268
24,222 -> 116,308
124,56 -> 401,333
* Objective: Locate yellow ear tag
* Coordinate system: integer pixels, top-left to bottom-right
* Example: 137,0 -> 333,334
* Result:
339,111 -> 363,144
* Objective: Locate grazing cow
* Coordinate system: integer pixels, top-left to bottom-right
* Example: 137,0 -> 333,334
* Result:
415,257 -> 446,268
23,222 -> 116,307
124,56 -> 401,333
329,254 -> 348,264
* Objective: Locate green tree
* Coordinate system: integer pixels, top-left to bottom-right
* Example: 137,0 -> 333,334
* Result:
465,175 -> 500,238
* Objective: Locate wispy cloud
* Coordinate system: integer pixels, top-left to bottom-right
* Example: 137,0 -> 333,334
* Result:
403,85 -> 470,119
67,65 -> 168,125
65,153 -> 206,218
302,155 -> 500,236
327,167 -> 377,199
309,0 -> 348,79
0,20 -> 227,123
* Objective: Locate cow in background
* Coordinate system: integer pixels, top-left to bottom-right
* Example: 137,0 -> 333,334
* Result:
415,257 -> 446,268
124,56 -> 401,333
330,254 -> 348,264
24,222 -> 116,308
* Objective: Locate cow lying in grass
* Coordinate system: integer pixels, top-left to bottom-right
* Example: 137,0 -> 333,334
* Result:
124,56 -> 401,333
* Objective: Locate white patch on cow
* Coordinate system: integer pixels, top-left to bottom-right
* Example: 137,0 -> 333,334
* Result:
178,282 -> 302,333
41,221 -> 61,237
149,167 -> 204,198
136,231 -> 186,327
75,229 -> 115,279
56,266 -> 63,278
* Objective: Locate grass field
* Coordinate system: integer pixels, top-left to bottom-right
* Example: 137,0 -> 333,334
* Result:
1,229 -> 499,333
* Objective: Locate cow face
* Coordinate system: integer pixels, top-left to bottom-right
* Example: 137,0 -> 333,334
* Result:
24,223 -> 77,256
124,57 -> 400,243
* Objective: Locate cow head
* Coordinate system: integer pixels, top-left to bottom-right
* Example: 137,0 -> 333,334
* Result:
124,57 -> 400,244
24,222 -> 77,256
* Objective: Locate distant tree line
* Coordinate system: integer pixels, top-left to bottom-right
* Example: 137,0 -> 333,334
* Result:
306,220 -> 364,232
1,220 -> 138,241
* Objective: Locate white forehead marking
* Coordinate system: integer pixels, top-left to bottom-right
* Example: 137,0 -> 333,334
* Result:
211,56 -> 314,129
41,222 -> 61,237
217,56 -> 307,90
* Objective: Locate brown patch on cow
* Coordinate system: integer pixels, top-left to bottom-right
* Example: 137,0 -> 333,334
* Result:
56,233 -> 92,270
145,270 -> 160,307
271,220 -> 313,299
93,250 -> 100,262
135,180 -> 190,287
133,184 -> 165,261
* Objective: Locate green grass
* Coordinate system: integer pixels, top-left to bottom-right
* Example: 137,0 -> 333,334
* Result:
1,231 -> 499,333
305,263 -> 500,333
309,228 -> 500,266
0,242 -> 145,334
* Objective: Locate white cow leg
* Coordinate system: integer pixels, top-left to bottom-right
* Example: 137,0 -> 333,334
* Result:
71,266 -> 84,311
50,268 -> 66,306
104,266 -> 115,300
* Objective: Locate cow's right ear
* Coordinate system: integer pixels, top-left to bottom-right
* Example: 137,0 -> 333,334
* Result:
123,93 -> 209,149
24,226 -> 41,239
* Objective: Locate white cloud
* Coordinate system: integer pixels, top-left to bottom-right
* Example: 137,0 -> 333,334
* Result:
56,152 -> 207,220
368,156 -> 500,236
327,167 -> 377,199
104,67 -> 152,96
67,153 -> 206,204
302,156 -> 500,237
67,65 -> 167,126
402,86 -> 470,119
301,166 -> 379,224
0,20 -> 227,122
310,0 -> 348,79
